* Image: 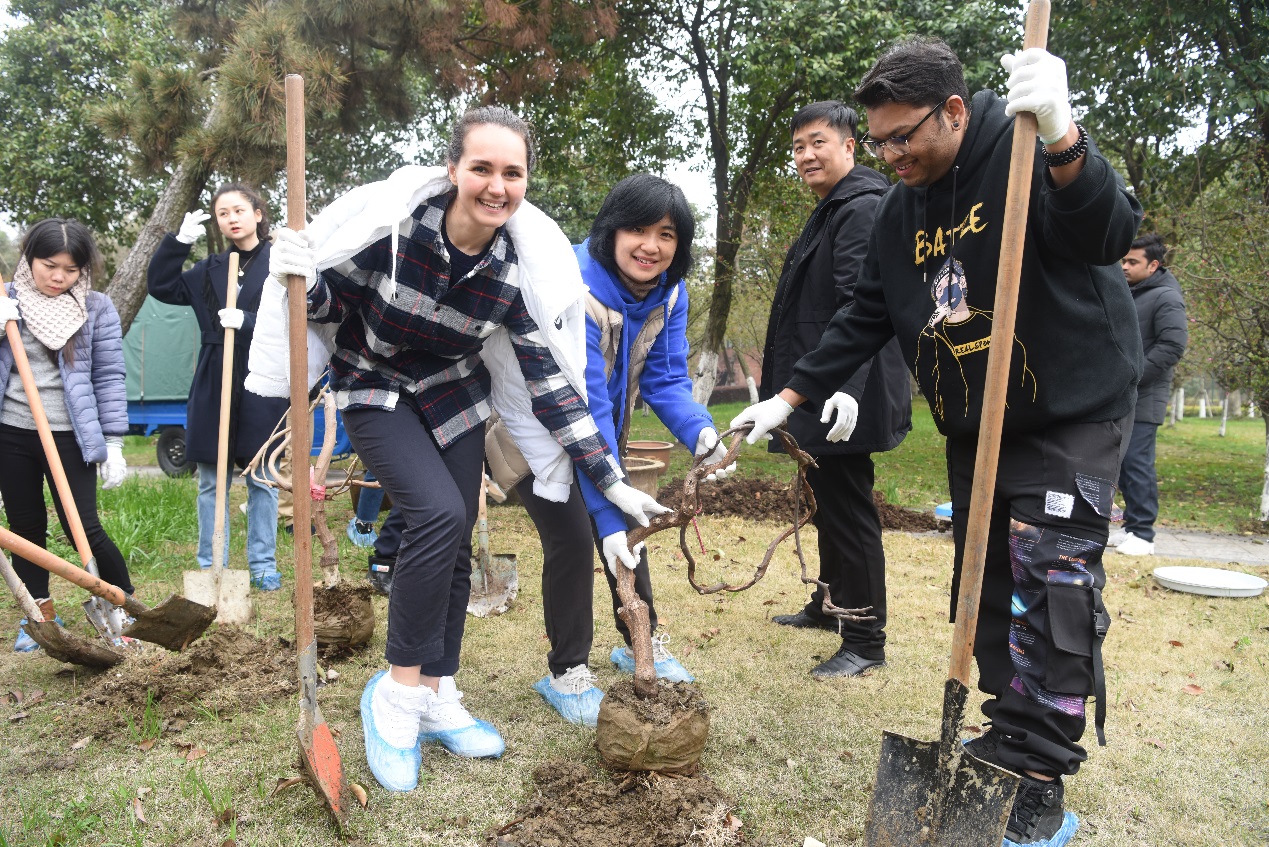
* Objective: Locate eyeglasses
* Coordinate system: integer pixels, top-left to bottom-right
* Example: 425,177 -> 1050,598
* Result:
861,98 -> 948,158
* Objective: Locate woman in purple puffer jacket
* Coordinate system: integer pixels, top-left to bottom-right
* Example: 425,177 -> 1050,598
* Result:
0,218 -> 134,651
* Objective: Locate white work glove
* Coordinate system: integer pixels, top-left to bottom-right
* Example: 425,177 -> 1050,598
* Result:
693,427 -> 735,482
603,480 -> 671,528
0,297 -> 19,326
822,392 -> 859,442
100,438 -> 127,490
601,531 -> 647,576
175,210 -> 211,245
1001,48 -> 1072,145
730,396 -> 794,444
270,227 -> 318,291
218,307 -> 245,330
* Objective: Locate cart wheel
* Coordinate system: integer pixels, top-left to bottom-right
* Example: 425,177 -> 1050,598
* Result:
156,427 -> 192,477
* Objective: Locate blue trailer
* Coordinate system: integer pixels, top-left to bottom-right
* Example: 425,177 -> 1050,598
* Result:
123,296 -> 348,476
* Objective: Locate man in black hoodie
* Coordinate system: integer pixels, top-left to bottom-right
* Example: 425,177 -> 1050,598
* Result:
1112,233 -> 1187,557
732,38 -> 1142,845
759,101 -> 912,677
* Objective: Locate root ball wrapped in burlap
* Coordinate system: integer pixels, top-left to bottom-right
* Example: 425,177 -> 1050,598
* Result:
595,680 -> 710,773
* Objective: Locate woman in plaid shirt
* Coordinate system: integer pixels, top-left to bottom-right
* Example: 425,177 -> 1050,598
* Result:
269,107 -> 669,793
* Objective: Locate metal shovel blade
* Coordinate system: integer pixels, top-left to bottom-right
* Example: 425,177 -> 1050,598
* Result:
122,595 -> 218,651
25,619 -> 124,668
468,551 -> 518,617
298,639 -> 349,831
183,568 -> 253,625
865,680 -> 1019,846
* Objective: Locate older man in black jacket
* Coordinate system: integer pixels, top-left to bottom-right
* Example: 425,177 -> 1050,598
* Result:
759,101 -> 912,678
1112,233 -> 1187,556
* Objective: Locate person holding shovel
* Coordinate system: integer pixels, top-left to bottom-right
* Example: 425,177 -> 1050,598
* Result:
499,174 -> 734,726
732,38 -> 1141,845
0,218 -> 134,651
147,183 -> 290,591
263,106 -> 669,793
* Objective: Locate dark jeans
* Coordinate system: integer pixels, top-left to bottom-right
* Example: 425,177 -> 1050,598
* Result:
516,473 -> 659,675
945,418 -> 1121,777
0,424 -> 133,599
1118,421 -> 1160,542
803,453 -> 887,660
342,404 -> 483,676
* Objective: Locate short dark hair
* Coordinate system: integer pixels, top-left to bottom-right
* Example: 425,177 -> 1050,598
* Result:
1131,233 -> 1167,267
212,182 -> 271,241
21,218 -> 102,280
588,174 -> 695,285
446,105 -> 536,173
855,37 -> 969,118
791,101 -> 860,142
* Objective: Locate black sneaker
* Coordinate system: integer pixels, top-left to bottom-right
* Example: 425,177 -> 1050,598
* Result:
771,609 -> 839,632
367,555 -> 395,596
963,727 -> 1011,770
1006,774 -> 1065,843
809,645 -> 885,678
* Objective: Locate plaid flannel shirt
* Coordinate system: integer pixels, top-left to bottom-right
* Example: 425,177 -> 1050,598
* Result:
307,191 -> 622,492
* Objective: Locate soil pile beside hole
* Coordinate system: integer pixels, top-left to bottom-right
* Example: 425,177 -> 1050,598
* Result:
595,680 -> 710,774
490,759 -> 739,847
312,582 -> 375,646
657,476 -> 940,531
76,625 -> 293,735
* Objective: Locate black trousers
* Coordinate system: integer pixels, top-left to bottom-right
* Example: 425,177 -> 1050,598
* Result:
342,404 -> 483,676
515,473 -> 658,675
1118,421 -> 1160,542
803,453 -> 887,660
946,418 -> 1121,777
0,424 -> 133,599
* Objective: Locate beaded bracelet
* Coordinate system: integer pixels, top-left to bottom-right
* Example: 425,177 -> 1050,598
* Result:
1043,124 -> 1088,167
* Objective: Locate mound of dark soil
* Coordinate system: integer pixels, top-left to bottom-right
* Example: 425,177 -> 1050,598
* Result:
656,476 -> 940,531
490,759 -> 739,847
77,625 -> 294,735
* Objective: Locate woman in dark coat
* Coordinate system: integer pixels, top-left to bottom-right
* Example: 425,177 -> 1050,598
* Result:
146,183 -> 290,590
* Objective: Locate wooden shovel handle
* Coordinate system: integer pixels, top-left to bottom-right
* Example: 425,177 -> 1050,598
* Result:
0,525 -> 139,612
210,252 -> 240,576
1,305 -> 96,570
286,74 -> 315,650
949,0 -> 1050,685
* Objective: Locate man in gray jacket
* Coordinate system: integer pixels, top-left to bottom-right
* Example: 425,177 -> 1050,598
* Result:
1112,233 -> 1187,556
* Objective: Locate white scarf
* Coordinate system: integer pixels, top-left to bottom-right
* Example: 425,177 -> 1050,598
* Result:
11,256 -> 89,351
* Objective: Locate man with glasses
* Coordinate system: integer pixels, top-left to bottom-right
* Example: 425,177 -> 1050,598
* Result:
759,101 -> 911,678
733,37 -> 1142,846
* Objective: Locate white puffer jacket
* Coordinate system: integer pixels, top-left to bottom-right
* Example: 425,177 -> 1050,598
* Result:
245,165 -> 589,502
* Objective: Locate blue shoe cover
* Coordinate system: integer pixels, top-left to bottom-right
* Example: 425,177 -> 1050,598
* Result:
14,619 -> 38,653
609,644 -> 695,683
360,671 -> 423,792
250,573 -> 282,591
346,518 -> 378,548
533,669 -> 604,727
418,677 -> 505,758
1003,812 -> 1079,846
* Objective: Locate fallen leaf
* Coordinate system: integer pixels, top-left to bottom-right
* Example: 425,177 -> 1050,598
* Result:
1168,640 -> 1184,647
71,737 -> 91,750
9,689 -> 23,706
271,777 -> 306,796
350,782 -> 369,808
726,812 -> 743,830
681,643 -> 694,657
1213,660 -> 1234,671
786,758 -> 796,769
325,668 -> 340,682
709,627 -> 720,636
762,599 -> 776,606
25,689 -> 45,706
735,535 -> 746,542
132,797 -> 147,824
9,712 -> 28,722
1182,684 -> 1203,696
219,840 -> 235,847
838,750 -> 854,760
330,726 -> 341,739
965,725 -> 983,734
169,719 -> 190,732
1145,738 -> 1165,749
215,807 -> 236,826
186,747 -> 208,761
138,739 -> 156,752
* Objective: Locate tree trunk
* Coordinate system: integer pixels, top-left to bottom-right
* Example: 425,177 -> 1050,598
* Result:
692,349 -> 719,406
1260,415 -> 1269,521
104,157 -> 209,334
1220,393 -> 1229,437
1175,387 -> 1185,421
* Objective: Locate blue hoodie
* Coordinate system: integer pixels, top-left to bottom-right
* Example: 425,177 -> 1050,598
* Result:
574,240 -> 714,538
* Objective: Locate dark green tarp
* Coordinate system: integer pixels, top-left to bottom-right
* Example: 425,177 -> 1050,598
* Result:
123,296 -> 198,402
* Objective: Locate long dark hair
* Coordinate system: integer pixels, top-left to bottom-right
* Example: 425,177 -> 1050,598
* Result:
19,218 -> 102,361
587,174 -> 695,285
211,182 -> 271,241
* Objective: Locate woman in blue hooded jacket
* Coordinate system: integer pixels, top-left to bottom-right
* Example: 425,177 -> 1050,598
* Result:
524,174 -> 735,725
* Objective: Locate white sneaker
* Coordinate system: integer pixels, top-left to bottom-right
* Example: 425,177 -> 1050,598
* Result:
371,673 -> 431,748
1107,528 -> 1128,546
1115,533 -> 1155,556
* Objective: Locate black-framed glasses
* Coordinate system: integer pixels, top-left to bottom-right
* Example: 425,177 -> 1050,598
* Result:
861,98 -> 948,158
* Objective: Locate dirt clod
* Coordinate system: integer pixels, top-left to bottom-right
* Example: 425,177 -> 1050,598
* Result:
76,626 -> 293,736
312,582 -> 376,646
490,759 -> 739,847
657,476 -> 940,532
